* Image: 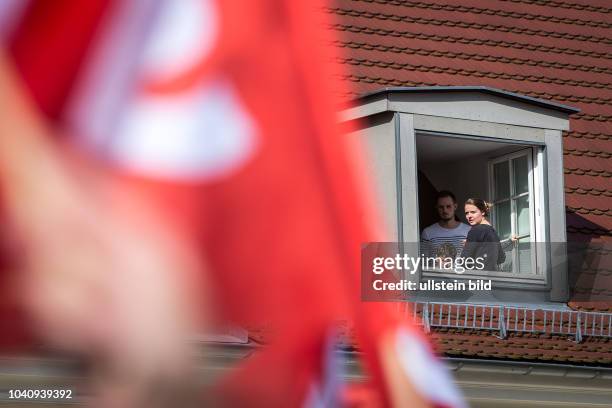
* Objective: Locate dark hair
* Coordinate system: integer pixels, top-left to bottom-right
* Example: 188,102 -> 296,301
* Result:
465,198 -> 492,216
436,190 -> 457,203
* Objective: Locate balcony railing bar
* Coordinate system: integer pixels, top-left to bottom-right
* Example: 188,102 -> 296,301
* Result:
407,301 -> 612,343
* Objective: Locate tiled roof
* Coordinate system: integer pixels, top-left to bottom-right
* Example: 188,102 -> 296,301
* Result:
248,321 -> 612,366
411,327 -> 612,365
248,298 -> 612,365
329,0 -> 611,242
431,329 -> 612,365
414,301 -> 612,362
328,0 -> 612,361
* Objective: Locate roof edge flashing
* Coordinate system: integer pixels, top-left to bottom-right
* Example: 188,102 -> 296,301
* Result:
355,86 -> 580,115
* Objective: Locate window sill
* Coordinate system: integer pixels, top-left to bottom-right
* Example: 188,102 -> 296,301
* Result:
421,268 -> 547,288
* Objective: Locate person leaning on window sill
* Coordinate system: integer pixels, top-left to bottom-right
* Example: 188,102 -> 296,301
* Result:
461,198 -> 518,272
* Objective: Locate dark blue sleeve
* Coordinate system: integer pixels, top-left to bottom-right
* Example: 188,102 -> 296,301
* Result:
461,228 -> 478,258
483,227 -> 505,265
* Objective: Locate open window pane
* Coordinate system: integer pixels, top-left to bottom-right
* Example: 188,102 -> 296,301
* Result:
512,155 -> 529,195
488,150 -> 538,276
494,161 -> 510,200
494,201 -> 512,240
516,195 -> 530,236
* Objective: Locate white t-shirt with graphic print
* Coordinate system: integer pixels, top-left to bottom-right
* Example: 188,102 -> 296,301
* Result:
420,222 -> 471,258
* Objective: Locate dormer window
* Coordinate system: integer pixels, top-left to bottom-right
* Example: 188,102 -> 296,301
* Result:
343,87 -> 579,303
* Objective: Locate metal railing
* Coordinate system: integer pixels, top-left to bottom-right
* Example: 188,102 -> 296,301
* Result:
404,301 -> 612,343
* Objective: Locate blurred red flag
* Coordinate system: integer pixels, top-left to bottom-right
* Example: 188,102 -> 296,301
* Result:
2,0 -> 465,407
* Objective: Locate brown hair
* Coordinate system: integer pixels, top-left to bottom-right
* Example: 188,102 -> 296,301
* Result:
436,190 -> 457,203
465,198 -> 492,216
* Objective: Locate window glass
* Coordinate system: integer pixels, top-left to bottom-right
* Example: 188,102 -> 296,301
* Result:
494,201 -> 512,240
516,195 -> 530,236
494,161 -> 510,200
512,156 -> 529,195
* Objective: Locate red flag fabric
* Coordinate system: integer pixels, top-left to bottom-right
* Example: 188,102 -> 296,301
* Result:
1,0 -> 466,407
8,0 -> 110,121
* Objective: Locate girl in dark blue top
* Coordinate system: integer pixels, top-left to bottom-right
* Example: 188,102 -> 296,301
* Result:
462,198 -> 505,271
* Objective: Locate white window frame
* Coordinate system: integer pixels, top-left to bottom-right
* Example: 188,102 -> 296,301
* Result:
488,148 -> 541,278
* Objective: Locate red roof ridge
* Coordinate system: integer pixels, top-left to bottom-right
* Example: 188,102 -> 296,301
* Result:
333,40 -> 612,75
340,61 -> 611,90
332,23 -> 612,60
568,303 -> 612,313
564,131 -> 611,140
349,0 -> 612,28
565,186 -> 612,197
567,206 -> 612,217
498,0 -> 612,14
574,112 -> 612,121
567,226 -> 612,236
564,168 -> 612,177
327,7 -> 612,44
564,149 -> 612,159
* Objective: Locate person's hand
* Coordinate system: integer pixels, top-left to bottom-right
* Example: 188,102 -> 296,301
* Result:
0,52 -> 205,407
